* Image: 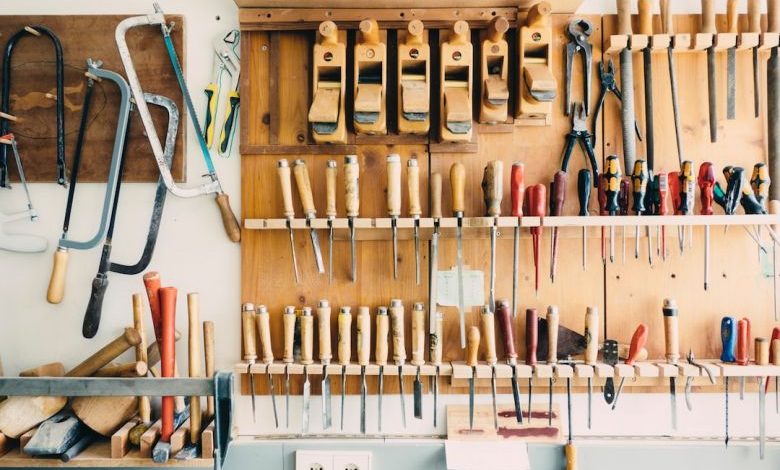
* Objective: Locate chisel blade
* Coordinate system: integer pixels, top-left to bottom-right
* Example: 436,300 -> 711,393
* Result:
350,221 -> 357,283
247,366 -> 256,423
360,367 -> 367,434
489,225 -> 497,312
302,368 -> 310,434
491,367 -> 498,429
378,366 -> 384,432
754,48 -> 761,118
322,366 -> 332,430
340,367 -> 346,431
414,368 -> 423,419
707,47 -> 718,142
328,222 -> 334,284
399,367 -> 407,428
285,366 -> 290,428
429,229 -> 439,334
309,226 -> 325,273
725,376 -> 730,448
267,373 -> 279,428
392,220 -> 398,279
527,379 -> 533,423
511,366 -> 523,424
727,47 -> 736,120
433,369 -> 439,427
670,377 -> 677,430
587,377 -> 592,429
287,226 -> 300,284
469,373 -> 476,430
759,377 -> 766,459
457,224 -> 466,348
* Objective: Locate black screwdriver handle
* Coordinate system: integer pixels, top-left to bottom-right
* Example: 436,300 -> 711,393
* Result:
577,169 -> 591,217
631,160 -> 648,215
605,155 -> 622,215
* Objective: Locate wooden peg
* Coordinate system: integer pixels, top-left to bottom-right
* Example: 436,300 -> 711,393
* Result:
354,19 -> 387,135
517,1 -> 556,126
398,20 -> 430,135
309,21 -> 347,143
755,337 -> 770,365
480,16 -> 510,124
0,112 -> 18,122
440,20 -> 473,142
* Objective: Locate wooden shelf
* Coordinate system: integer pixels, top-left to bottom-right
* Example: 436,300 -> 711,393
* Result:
606,32 -> 769,53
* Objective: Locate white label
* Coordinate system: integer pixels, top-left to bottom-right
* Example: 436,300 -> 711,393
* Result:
437,267 -> 484,308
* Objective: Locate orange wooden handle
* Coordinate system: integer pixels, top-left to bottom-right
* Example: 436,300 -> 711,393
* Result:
143,272 -> 163,343
626,323 -> 649,365
159,286 -> 178,443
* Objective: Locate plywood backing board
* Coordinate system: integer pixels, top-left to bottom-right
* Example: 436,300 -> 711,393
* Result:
0,15 -> 185,183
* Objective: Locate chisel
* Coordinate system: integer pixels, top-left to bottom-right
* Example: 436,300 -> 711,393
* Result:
611,323 -> 649,409
277,159 -> 300,283
617,0 -> 638,171
771,334 -> 780,413
550,171 -> 567,282
430,311 -> 444,427
578,169 -> 591,271
481,305 -> 499,429
698,163 -> 715,290
376,306 -> 389,432
345,155 -> 360,282
255,305 -> 278,428
526,308 -> 538,423
755,337 -> 769,459
511,162 -> 526,316
721,316 -> 736,447
726,0 -> 738,120
662,298 -> 679,430
528,185 -> 547,296
338,306 -> 352,431
282,306 -> 296,428
748,0 -> 761,117
408,159 -> 422,285
546,306 -> 559,426
325,160 -> 338,284
240,303 -> 258,422
702,0 -> 718,142
300,307 -> 314,434
660,0 -> 685,165
467,326 -> 480,430
356,306 -> 371,434
390,299 -> 408,427
584,306 -> 598,428
430,172 -> 442,333
482,161 -> 503,311
293,159 -> 325,274
451,162 -> 467,347
639,0 -> 655,170
412,302 -> 425,420
387,154 -> 402,279
317,300 -> 333,429
497,299 -> 522,423
737,318 -> 751,400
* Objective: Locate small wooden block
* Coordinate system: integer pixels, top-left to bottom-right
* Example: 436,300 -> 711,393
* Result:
533,364 -> 553,378
169,418 -> 191,455
473,365 -> 492,379
574,364 -> 594,378
737,32 -> 760,50
444,87 -> 471,122
677,363 -> 701,377
401,80 -> 429,113
308,88 -> 340,123
605,34 -> 628,54
628,34 -> 649,51
648,34 -> 671,50
493,364 -> 513,379
633,362 -> 659,377
451,363 -> 472,380
554,364 -> 573,378
201,421 -> 214,460
713,32 -> 738,50
513,364 -> 533,378
690,32 -> 714,50
593,363 -> 614,378
759,32 -> 780,50
139,420 -> 162,458
354,83 -> 383,113
111,420 -> 138,459
670,33 -> 691,50
614,364 -> 635,378
655,363 -> 679,377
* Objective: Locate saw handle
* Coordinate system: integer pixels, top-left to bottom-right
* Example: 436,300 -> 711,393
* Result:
481,306 -> 497,366
215,193 -> 241,243
701,0 -> 716,35
584,306 -> 599,365
387,154 -> 402,217
496,299 -> 517,364
46,247 -> 68,304
159,286 -> 177,443
511,162 -> 526,217
408,159 -> 422,217
431,172 -> 443,219
526,308 -> 538,366
720,316 -> 737,362
301,307 -> 314,365
626,323 -> 649,365
547,306 -> 559,364
357,306 -> 371,366
411,303 -> 425,366
617,0 -> 634,36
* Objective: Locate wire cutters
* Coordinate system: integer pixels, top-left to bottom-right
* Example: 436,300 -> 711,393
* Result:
565,19 -> 593,116
561,103 -> 599,187
592,59 -> 642,148
203,32 -> 240,149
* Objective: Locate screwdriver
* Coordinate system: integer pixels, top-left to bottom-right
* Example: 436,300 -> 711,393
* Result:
526,308 -> 538,423
697,163 -> 715,290
750,163 -> 771,263
679,161 -> 696,253
387,154 -> 402,279
662,298 -> 679,430
293,159 -> 326,274
325,160 -> 338,283
511,163 -> 526,316
619,177 -> 630,264
631,160 -> 651,265
337,306 -> 352,430
528,185 -> 547,296
345,155 -> 360,282
598,173 -> 608,265
481,305 -> 499,429
451,162 -> 467,347
720,316 -> 736,447
611,323 -> 649,409
605,156 -> 623,263
408,159 -> 422,285
390,299 -> 408,428
466,326 -> 480,430
550,171 -> 567,282
578,169 -> 592,271
668,170 -> 682,254
376,306 -> 389,432
496,299 -> 522,422
483,161 -> 504,311
277,159 -> 300,283
658,173 -> 670,261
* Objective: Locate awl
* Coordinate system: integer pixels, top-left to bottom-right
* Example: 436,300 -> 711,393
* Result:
662,298 -> 679,430
510,163 -> 526,316
325,160 -> 337,283
408,159 -> 422,285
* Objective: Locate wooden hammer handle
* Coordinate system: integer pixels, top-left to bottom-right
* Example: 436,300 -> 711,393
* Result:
143,272 -> 163,343
204,321 -> 216,418
65,328 -> 142,377
617,0 -> 634,36
188,293 -> 203,444
159,286 -> 177,443
701,0 -> 717,34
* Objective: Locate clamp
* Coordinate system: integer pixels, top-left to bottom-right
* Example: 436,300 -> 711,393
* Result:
592,60 -> 642,148
564,18 -> 593,116
561,102 -> 599,187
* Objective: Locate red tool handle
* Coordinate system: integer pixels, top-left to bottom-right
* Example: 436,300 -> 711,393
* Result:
552,171 -> 567,217
496,299 -> 517,363
529,184 -> 547,231
525,308 -> 538,366
143,272 -> 163,343
668,171 -> 681,215
159,286 -> 178,442
736,318 -> 750,366
658,173 -> 670,216
698,162 -> 715,216
598,174 -> 608,216
626,323 -> 649,366
511,162 -> 526,217
767,326 -> 780,392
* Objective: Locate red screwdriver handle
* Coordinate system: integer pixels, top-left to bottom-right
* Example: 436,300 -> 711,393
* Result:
618,178 -> 630,216
658,173 -> 670,216
679,161 -> 695,215
529,184 -> 547,233
698,162 -> 715,216
668,171 -> 681,215
552,171 -> 567,217
526,308 -> 538,366
496,299 -> 517,363
767,326 -> 780,392
511,162 -> 526,217
736,318 -> 750,366
626,323 -> 649,366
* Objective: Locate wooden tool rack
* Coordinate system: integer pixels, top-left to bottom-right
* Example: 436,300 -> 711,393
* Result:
237,0 -> 780,416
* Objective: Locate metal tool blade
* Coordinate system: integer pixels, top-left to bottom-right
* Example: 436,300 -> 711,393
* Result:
309,225 -> 325,273
414,367 -> 423,420
754,48 -> 761,118
609,226 -> 615,263
684,377 -> 693,411
582,227 -> 587,271
302,367 -> 310,434
727,47 -> 736,120
670,377 -> 677,430
643,48 -> 654,171
547,378 -> 553,425
668,48 -> 684,166
399,366 -> 407,428
705,226 -> 710,290
469,370 -> 475,430
328,221 -> 333,284
433,367 -> 439,427
740,377 -> 745,400
489,225 -> 497,312
360,366 -> 367,434
350,220 -> 357,283
414,222 -> 420,285
429,227 -> 439,334
340,366 -> 346,431
392,219 -> 398,279
491,367 -> 498,429
287,226 -> 300,283
707,46 -> 718,142
527,379 -> 533,424
511,365 -> 523,423
322,365 -> 332,429
267,373 -> 279,428
456,223 -> 466,347
760,377 -> 766,459
774,243 -> 778,321
611,378 -> 625,410
247,365 -> 256,423
725,376 -> 730,447
378,366 -> 384,432
285,366 -> 290,428
513,226 -> 520,317
587,377 -> 592,429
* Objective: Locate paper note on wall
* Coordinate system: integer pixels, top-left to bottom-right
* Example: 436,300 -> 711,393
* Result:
437,266 -> 484,307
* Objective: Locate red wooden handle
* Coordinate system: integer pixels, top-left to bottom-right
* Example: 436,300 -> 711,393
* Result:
658,173 -> 669,216
697,163 -> 715,216
511,162 -> 526,217
668,171 -> 681,215
598,174 -> 608,215
525,308 -> 538,366
496,299 -> 517,362
143,272 -> 163,343
626,323 -> 649,366
736,318 -> 749,366
552,171 -> 567,217
159,286 -> 178,443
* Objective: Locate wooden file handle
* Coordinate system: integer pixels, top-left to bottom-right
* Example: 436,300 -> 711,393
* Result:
293,159 -> 317,217
319,21 -> 339,46
387,154 -> 402,217
496,300 -> 517,364
411,302 -> 425,366
187,293 -> 202,445
242,303 -> 258,362
565,443 -> 577,470
638,0 -> 654,36
547,306 -> 559,364
277,159 -> 295,218
660,0 -> 674,35
770,0 -> 780,34
317,300 -> 333,364
481,305 -> 497,366
511,162 -> 525,217
450,162 -> 466,216
736,318 -> 750,365
756,337 -> 770,365
617,0 -> 634,36
431,172 -> 443,219
203,320 -> 216,418
487,16 -> 509,43
215,193 -> 241,243
483,160 -> 503,217
407,159 -> 422,217
344,155 -> 360,218
46,247 -> 68,304
748,0 -> 761,33
301,307 -> 314,365
66,327 -> 142,377
406,20 -> 424,45
466,326 -> 480,367
526,308 -> 538,366
389,299 -> 407,365
584,306 -> 599,365
376,306 -> 389,366
132,293 -> 151,422
357,306 -> 371,366
255,306 -> 274,364
338,307 -> 352,366
727,0 -> 739,34
430,311 -> 443,366
358,19 -> 380,45
282,306 -> 296,364
143,272 -> 163,343
326,160 -> 338,218
701,0 -> 717,34
159,286 -> 177,443
626,323 -> 649,365
662,298 -> 679,364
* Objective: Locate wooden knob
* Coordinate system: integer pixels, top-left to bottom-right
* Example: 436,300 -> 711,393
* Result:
638,0 -> 654,35
317,300 -> 333,364
481,305 -> 497,366
293,159 -> 317,217
338,307 -> 353,366
411,302 -> 425,366
662,298 -> 679,364
466,326 -> 481,367
319,20 -> 339,45
389,299 -> 407,365
283,306 -> 296,364
277,159 -> 295,218
431,172 -> 443,219
482,160 -> 503,217
187,293 -> 202,445
387,154 -> 402,217
660,0 -> 674,35
450,20 -> 470,45
450,162 -> 466,216
617,0 -> 634,35
525,308 -> 538,366
132,293 -> 151,423
748,0 -> 761,33
241,303 -> 257,362
430,311 -> 444,366
376,306 -> 389,366
406,20 -> 425,44
701,0 -> 717,34
203,321 -> 215,418
547,306 -> 559,364
47,247 -> 68,304
727,0 -> 739,34
771,0 -> 780,34
527,2 -> 552,27
756,337 -> 770,365
487,16 -> 509,43
359,18 -> 380,45
301,307 -> 314,365
344,155 -> 360,218
255,306 -> 274,364
356,306 -> 371,366
496,299 -> 517,364
407,158 -> 422,217
584,306 -> 598,365
326,160 -> 338,218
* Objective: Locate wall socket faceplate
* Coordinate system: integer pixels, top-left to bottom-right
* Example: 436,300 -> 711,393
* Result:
296,450 -> 372,470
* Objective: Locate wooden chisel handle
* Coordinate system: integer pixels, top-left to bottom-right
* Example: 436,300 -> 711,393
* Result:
638,0 -> 654,36
466,326 -> 480,367
482,160 -> 503,217
565,443 -> 577,470
278,159 -> 295,218
317,300 -> 333,364
756,337 -> 770,365
547,306 -> 559,364
431,172 -> 443,219
727,0 -> 739,34
357,306 -> 371,366
344,155 -> 360,218
255,306 -> 274,364
430,311 -> 443,366
283,306 -> 296,364
617,0 -> 634,36
338,307 -> 352,366
204,320 -> 216,418
143,272 -> 163,343
159,286 -> 177,443
387,154 -> 402,217
748,0 -> 761,33
242,303 -> 258,363
772,337 -> 780,365
660,0 -> 674,35
411,302 -> 425,366
133,293 -> 151,423
770,0 -> 780,33
301,307 -> 314,365
450,162 -> 466,216
389,299 -> 407,365
626,323 -> 649,365
585,307 -> 599,365
496,300 -> 517,364
526,308 -> 538,366
65,327 -> 141,377
187,293 -> 202,445
701,0 -> 717,34
408,159 -> 421,217
376,306 -> 389,366
326,160 -> 338,218
662,298 -> 679,364
215,193 -> 241,243
46,247 -> 68,304
481,305 -> 497,366
293,159 -> 317,217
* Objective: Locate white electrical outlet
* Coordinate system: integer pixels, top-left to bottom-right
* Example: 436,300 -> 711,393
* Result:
332,451 -> 372,470
296,450 -> 334,470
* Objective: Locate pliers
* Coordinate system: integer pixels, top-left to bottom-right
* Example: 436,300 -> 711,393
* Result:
203,31 -> 240,151
561,102 -> 599,187
592,60 -> 642,148
565,18 -> 593,116
684,349 -> 715,411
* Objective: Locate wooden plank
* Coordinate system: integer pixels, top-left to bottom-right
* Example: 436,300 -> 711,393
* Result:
0,15 -> 185,183
235,1 -> 583,12
110,420 -> 137,459
169,418 -> 190,455
139,419 -> 161,459
446,404 -> 561,441
201,421 -> 215,460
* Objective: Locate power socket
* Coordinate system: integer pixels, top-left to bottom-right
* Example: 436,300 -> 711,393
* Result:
332,451 -> 372,470
295,450 -> 334,470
